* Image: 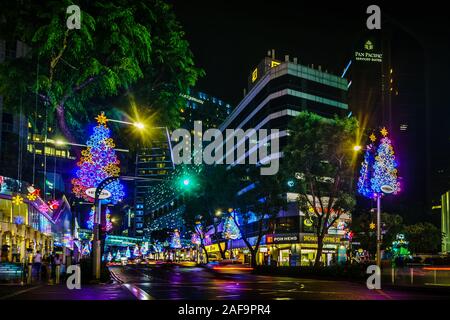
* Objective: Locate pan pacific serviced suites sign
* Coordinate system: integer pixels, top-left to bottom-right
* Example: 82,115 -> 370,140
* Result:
355,40 -> 382,63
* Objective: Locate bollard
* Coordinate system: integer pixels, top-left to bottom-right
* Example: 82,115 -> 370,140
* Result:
56,265 -> 61,284
434,270 -> 437,284
410,268 -> 414,284
27,264 -> 32,284
391,267 -> 395,284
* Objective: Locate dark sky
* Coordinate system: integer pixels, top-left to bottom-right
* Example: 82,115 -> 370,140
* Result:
169,0 -> 450,198
170,0 -> 450,107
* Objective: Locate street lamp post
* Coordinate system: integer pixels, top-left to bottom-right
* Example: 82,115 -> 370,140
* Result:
376,194 -> 382,267
91,175 -> 164,280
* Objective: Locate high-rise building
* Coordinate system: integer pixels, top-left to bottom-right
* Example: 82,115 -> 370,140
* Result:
180,90 -> 233,130
133,135 -> 174,238
140,91 -> 233,239
220,51 -> 349,157
348,28 -> 429,222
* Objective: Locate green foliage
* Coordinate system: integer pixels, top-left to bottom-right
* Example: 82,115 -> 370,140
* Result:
352,211 -> 404,252
283,111 -> 358,267
0,0 -> 203,141
402,222 -> 442,254
284,112 -> 358,229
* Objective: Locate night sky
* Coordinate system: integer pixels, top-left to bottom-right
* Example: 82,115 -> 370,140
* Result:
170,0 -> 450,202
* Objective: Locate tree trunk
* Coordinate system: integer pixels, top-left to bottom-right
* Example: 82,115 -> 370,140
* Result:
201,244 -> 209,264
219,241 -> 228,260
250,249 -> 257,268
314,235 -> 324,269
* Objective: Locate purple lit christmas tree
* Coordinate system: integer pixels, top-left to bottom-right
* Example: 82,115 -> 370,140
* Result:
72,112 -> 124,204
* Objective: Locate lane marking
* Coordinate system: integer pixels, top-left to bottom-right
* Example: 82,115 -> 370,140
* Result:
0,285 -> 42,300
123,283 -> 155,300
375,289 -> 394,300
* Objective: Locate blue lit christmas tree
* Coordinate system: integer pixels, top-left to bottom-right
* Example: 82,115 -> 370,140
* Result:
222,213 -> 241,240
105,207 -> 113,232
133,245 -> 140,257
357,133 -> 376,198
358,128 -> 400,198
72,112 -> 124,204
170,229 -> 182,249
87,206 -> 95,230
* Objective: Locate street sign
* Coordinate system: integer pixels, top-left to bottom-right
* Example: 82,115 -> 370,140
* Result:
85,187 -> 111,200
381,185 -> 394,194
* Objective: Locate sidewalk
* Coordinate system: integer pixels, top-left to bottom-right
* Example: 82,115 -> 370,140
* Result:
0,282 -> 136,300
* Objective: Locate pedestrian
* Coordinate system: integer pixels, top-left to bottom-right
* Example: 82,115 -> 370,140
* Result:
12,245 -> 19,263
53,254 -> 61,282
33,250 -> 42,280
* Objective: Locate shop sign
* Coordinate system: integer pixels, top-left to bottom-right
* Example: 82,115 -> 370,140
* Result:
85,187 -> 111,200
259,247 -> 268,253
266,233 -> 299,244
301,234 -> 341,244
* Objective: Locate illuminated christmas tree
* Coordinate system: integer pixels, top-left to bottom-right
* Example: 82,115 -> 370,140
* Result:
141,242 -> 149,256
133,245 -> 140,257
87,206 -> 95,230
107,252 -> 113,262
82,243 -> 91,256
125,247 -> 131,259
191,232 -> 201,245
358,129 -> 400,198
72,112 -> 124,204
371,128 -> 400,195
115,250 -> 121,261
222,213 -> 241,240
105,207 -> 113,232
357,133 -> 376,198
170,230 -> 182,249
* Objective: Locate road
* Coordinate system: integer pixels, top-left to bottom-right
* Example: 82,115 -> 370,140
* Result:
109,264 -> 450,300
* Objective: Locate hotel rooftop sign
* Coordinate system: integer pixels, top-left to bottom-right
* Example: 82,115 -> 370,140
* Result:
355,40 -> 383,63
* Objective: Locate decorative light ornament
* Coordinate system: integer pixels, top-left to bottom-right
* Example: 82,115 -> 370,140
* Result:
12,195 -> 24,206
48,199 -> 59,210
27,193 -> 37,201
38,204 -> 49,213
95,112 -> 108,126
369,222 -> 376,230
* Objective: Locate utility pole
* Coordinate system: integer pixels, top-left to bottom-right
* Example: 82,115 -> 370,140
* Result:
376,194 -> 382,267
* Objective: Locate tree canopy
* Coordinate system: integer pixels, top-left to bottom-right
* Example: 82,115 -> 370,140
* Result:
0,0 -> 203,143
284,111 -> 359,267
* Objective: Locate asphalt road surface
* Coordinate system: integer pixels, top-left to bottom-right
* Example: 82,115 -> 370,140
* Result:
109,264 -> 450,300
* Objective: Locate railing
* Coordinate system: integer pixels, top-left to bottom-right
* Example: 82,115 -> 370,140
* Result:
382,265 -> 450,287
